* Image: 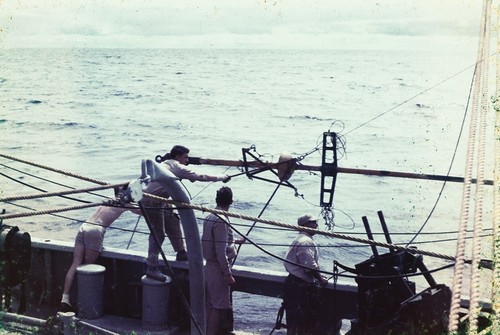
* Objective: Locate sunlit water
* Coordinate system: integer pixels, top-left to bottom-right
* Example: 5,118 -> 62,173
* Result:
0,47 -> 494,333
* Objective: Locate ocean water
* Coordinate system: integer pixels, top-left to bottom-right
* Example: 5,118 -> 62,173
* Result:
0,47 -> 495,333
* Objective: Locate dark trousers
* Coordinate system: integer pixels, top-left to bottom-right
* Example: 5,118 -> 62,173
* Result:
284,274 -> 320,335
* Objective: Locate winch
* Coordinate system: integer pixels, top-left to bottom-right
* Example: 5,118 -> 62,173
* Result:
0,209 -> 31,291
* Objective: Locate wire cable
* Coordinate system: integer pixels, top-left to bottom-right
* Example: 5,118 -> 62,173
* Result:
232,181 -> 283,265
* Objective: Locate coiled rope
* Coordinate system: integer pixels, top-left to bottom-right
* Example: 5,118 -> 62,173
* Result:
448,0 -> 491,332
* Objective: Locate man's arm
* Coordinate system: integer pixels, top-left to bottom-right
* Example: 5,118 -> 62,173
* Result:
213,220 -> 232,277
296,243 -> 328,285
173,163 -> 229,183
312,270 -> 329,285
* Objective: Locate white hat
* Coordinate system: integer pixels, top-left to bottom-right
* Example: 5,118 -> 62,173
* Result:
297,214 -> 317,226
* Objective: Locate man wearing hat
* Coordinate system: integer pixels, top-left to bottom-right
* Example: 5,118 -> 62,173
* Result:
283,214 -> 328,335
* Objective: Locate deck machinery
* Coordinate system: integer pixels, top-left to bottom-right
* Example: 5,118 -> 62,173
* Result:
340,212 -> 452,335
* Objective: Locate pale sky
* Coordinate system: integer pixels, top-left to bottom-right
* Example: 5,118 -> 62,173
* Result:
0,0 -> 485,49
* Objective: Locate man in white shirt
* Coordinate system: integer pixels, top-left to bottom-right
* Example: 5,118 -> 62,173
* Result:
143,145 -> 230,281
283,214 -> 328,335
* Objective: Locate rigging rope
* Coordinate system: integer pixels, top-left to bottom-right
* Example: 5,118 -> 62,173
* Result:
0,153 -> 109,185
232,181 -> 283,265
468,2 -> 491,332
126,215 -> 142,250
345,56 -> 488,136
0,183 -> 128,202
0,171 -> 93,204
448,0 -> 491,332
6,192 -> 489,250
219,212 -> 457,280
492,5 -> 500,333
404,51 -> 478,247
0,163 -> 112,200
142,193 -> 467,263
0,201 -> 108,220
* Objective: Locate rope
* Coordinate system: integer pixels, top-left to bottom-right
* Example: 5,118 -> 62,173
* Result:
0,171 -> 92,204
0,201 -> 109,220
232,181 -> 283,265
0,183 -> 128,202
2,199 -> 94,223
0,153 -> 109,185
126,215 -> 142,250
468,3 -> 491,333
405,61 -> 477,246
491,5 -> 500,334
143,193 -> 465,262
448,0 -> 490,331
225,214 -> 457,280
0,163 -> 113,200
345,62 -> 481,136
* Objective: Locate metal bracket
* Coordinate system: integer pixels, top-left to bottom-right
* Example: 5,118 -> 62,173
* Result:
241,147 -> 297,191
320,131 -> 338,208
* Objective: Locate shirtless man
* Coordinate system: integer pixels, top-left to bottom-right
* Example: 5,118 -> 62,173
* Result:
60,205 -> 138,312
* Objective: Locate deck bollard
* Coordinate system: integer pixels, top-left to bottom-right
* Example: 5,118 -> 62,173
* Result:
58,311 -> 77,335
76,264 -> 106,319
141,274 -> 171,331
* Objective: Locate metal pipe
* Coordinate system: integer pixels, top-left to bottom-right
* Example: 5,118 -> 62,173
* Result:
188,156 -> 494,185
145,159 -> 205,335
416,261 -> 438,288
0,310 -> 47,328
362,216 -> 379,257
76,320 -> 120,335
377,211 -> 394,253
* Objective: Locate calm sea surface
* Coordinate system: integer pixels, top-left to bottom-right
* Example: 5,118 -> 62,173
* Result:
0,47 -> 494,333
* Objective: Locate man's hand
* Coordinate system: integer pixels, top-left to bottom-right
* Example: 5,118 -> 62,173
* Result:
314,271 -> 328,286
319,275 -> 328,286
227,274 -> 236,285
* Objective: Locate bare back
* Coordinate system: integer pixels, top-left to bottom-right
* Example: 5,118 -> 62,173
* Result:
87,206 -> 138,228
